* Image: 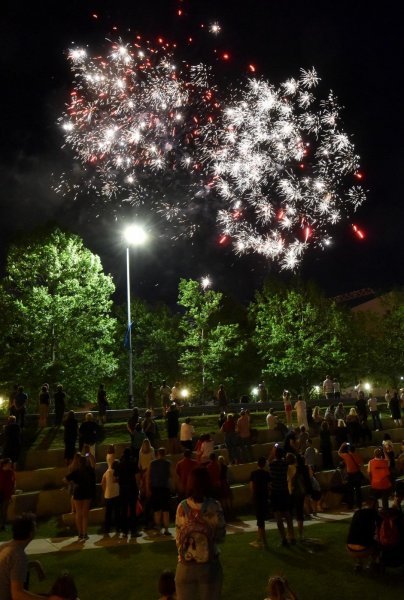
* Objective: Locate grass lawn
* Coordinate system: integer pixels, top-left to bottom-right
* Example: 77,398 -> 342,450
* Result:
9,520 -> 403,600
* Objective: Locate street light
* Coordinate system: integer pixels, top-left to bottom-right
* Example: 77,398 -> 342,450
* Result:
199,275 -> 212,390
124,224 -> 148,408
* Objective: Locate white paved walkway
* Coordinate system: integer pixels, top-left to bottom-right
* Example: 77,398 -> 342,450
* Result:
26,511 -> 353,555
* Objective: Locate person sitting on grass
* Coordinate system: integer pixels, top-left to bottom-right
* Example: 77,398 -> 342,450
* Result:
346,496 -> 381,572
264,575 -> 298,600
249,456 -> 271,549
158,569 -> 176,600
48,572 -> 79,600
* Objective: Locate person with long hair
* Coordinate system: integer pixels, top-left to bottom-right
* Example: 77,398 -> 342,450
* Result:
64,455 -> 96,541
264,575 -> 298,600
175,467 -> 226,600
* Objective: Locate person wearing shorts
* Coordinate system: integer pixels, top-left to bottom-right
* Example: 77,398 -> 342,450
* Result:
249,457 -> 271,548
149,447 -> 172,536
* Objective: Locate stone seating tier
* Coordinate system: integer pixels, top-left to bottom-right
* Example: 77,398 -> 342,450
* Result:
9,434 -> 402,522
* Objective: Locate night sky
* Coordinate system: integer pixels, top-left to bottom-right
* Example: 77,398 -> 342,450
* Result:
1,0 -> 403,306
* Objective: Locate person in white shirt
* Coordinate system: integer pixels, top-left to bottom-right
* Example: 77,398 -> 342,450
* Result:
180,418 -> 195,451
323,376 -> 334,401
368,395 -> 382,431
266,409 -> 278,430
294,395 -> 308,429
170,382 -> 180,403
101,459 -> 120,534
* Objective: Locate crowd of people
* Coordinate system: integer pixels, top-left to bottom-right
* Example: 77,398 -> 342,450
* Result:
1,377 -> 404,599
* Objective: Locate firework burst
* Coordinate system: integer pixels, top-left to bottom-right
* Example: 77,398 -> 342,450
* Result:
209,68 -> 366,269
58,39 -> 219,234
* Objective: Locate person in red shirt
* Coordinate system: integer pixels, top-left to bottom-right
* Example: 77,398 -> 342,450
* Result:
0,458 -> 16,530
338,442 -> 364,509
368,447 -> 392,510
175,450 -> 197,500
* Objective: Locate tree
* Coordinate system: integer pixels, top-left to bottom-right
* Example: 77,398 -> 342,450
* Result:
347,291 -> 404,388
112,299 -> 181,406
249,280 -> 350,396
178,279 -> 245,398
0,227 -> 117,405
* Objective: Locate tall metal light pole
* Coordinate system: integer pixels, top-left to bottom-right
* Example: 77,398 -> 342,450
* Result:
124,224 -> 148,408
200,276 -> 212,390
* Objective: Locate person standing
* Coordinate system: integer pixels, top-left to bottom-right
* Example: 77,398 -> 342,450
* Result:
145,382 -> 155,410
38,385 -> 50,429
0,514 -> 45,600
217,385 -> 227,410
14,386 -> 28,430
166,402 -> 180,455
116,448 -> 141,538
176,450 -> 198,500
64,455 -> 96,541
389,390 -> 402,426
101,458 -> 120,534
368,448 -> 392,510
148,447 -> 172,536
249,457 -> 271,548
180,418 -> 195,451
0,459 -> 16,531
221,414 -> 240,465
338,442 -> 364,509
320,421 -> 334,470
294,395 -> 308,429
175,467 -> 226,600
78,413 -> 99,455
142,410 -> 157,448
282,391 -> 293,427
97,384 -> 109,424
53,384 -> 66,428
258,382 -> 268,403
268,446 -> 296,546
236,410 -> 252,463
323,375 -> 334,402
333,378 -> 341,401
355,392 -> 368,424
171,382 -> 180,404
368,394 -> 383,431
2,417 -> 21,468
8,385 -> 18,417
160,381 -> 171,411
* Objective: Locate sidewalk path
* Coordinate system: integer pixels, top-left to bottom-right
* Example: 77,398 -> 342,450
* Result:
26,511 -> 353,555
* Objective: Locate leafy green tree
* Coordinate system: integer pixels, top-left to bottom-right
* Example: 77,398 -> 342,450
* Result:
178,279 -> 245,397
0,227 -> 117,405
112,300 -> 181,407
249,280 -> 350,395
347,291 -> 404,388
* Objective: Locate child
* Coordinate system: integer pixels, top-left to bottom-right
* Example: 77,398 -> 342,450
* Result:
106,444 -> 115,468
158,569 -> 176,600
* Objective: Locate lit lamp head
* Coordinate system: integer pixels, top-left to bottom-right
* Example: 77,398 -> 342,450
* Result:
201,276 -> 211,290
180,388 -> 189,399
251,387 -> 259,397
124,224 -> 148,247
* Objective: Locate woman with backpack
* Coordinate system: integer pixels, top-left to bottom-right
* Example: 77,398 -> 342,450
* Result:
175,467 -> 226,600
